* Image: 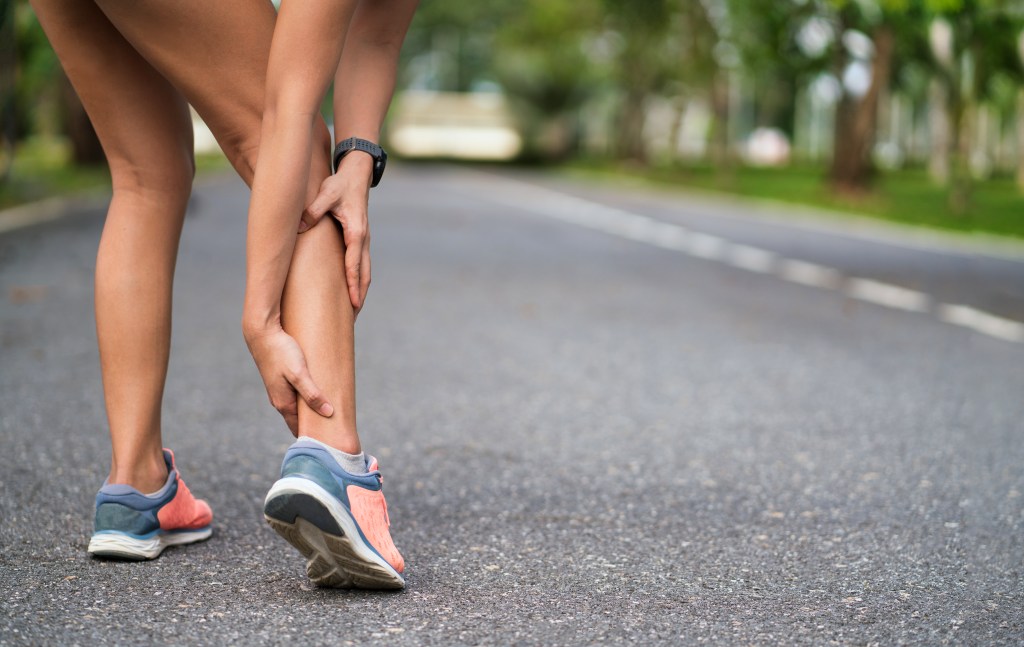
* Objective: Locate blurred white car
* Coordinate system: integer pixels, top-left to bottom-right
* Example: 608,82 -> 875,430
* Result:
387,90 -> 522,161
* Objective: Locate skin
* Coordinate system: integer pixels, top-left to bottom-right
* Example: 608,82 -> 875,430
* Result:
245,0 -> 418,453
29,0 -> 418,492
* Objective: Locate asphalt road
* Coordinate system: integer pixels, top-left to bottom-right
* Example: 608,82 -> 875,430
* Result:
1,165 -> 1022,645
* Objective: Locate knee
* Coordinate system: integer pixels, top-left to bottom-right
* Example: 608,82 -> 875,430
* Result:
108,148 -> 195,207
216,125 -> 260,185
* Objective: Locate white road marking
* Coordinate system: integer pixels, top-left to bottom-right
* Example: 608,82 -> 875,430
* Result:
727,244 -> 777,274
644,222 -> 691,252
846,278 -> 931,312
466,174 -> 1023,344
777,259 -> 842,289
937,304 -> 1024,343
686,233 -> 727,260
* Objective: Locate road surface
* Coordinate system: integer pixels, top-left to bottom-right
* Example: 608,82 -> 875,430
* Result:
1,165 -> 1022,645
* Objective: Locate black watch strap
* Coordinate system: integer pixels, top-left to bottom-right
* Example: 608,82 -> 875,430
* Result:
332,137 -> 387,187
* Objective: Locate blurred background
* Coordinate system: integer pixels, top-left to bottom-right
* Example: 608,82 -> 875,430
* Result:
3,0 -> 1024,237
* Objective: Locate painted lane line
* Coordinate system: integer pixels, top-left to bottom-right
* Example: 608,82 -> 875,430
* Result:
846,278 -> 931,313
643,222 -> 692,251
937,304 -> 1024,343
777,259 -> 843,289
467,176 -> 1023,344
727,244 -> 777,274
686,232 -> 727,260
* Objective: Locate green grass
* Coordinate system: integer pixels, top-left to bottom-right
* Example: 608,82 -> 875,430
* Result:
566,161 -> 1024,241
0,137 -> 111,209
1,137 -> 231,210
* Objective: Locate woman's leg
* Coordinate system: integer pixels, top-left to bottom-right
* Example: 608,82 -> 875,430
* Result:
30,0 -> 196,493
95,0 -> 361,449
284,220 -> 360,451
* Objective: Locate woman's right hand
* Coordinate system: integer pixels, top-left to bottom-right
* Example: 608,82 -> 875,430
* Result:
243,324 -> 334,436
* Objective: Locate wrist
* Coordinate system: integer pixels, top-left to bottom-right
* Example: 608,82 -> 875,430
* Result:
241,307 -> 283,343
336,151 -> 374,180
332,137 -> 387,187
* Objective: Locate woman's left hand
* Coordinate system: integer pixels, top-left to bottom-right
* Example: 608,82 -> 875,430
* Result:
299,153 -> 373,316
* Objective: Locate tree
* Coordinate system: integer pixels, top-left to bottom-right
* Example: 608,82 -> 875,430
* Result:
602,0 -> 676,163
826,0 -> 911,194
926,0 -> 1024,212
493,0 -> 604,160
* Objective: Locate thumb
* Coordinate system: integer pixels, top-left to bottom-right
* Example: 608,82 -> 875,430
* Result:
301,194 -> 333,233
290,367 -> 334,418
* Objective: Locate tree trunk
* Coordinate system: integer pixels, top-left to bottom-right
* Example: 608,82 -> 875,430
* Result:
1016,88 -> 1024,192
928,79 -> 951,184
616,85 -> 648,163
948,96 -> 972,215
667,93 -> 687,164
830,24 -> 895,194
708,70 -> 732,183
60,72 -> 104,165
0,0 -> 15,182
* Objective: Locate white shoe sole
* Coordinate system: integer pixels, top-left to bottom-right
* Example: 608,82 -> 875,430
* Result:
87,527 -> 212,560
264,477 -> 405,590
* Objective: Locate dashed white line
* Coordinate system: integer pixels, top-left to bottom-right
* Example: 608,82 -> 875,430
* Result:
686,232 -> 727,260
778,259 -> 842,289
846,278 -> 931,313
937,304 -> 1024,343
467,175 -> 1023,345
727,244 -> 777,274
644,222 -> 691,252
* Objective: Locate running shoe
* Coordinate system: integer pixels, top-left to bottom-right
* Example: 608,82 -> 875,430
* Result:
87,449 -> 213,560
263,439 -> 405,589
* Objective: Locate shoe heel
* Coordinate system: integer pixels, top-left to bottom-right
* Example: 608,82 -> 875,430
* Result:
265,488 -> 344,536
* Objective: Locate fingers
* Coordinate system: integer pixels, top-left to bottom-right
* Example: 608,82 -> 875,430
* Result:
305,172 -> 371,311
343,223 -> 366,311
290,366 -> 335,418
355,245 -> 371,319
363,245 -> 371,299
300,179 -> 336,233
269,391 -> 300,437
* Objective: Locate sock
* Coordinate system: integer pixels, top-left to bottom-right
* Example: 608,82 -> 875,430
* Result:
299,437 -> 367,474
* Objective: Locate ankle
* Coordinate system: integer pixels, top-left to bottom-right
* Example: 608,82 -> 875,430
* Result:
299,430 -> 361,455
108,453 -> 169,493
297,436 -> 367,474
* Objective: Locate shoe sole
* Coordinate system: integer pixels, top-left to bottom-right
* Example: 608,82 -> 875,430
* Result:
264,477 -> 405,590
87,527 -> 212,560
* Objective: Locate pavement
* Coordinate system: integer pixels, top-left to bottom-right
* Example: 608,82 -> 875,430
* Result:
1,164 -> 1022,645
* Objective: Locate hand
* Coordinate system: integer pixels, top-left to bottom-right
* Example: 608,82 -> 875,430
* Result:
300,153 -> 373,316
243,324 -> 334,436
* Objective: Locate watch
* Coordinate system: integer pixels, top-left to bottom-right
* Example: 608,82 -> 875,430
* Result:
332,137 -> 388,187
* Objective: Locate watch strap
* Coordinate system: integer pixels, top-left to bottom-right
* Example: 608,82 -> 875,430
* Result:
332,137 -> 387,187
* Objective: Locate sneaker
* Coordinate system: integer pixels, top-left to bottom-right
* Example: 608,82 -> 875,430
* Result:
87,449 -> 213,560
263,439 -> 405,589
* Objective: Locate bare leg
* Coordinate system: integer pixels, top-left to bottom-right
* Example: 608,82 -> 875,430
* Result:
284,220 -> 360,452
30,0 -> 195,492
94,0 -> 361,449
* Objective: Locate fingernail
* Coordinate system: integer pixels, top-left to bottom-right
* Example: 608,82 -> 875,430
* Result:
298,221 -> 309,233
320,403 -> 334,417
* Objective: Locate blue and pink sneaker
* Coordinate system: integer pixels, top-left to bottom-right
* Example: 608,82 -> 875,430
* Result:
264,439 -> 405,589
87,449 -> 213,560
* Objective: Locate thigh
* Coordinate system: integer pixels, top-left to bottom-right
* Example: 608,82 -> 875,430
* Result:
30,0 -> 194,196
94,0 -> 280,184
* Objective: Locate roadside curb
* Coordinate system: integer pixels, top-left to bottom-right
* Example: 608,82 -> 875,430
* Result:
0,167 -> 237,236
0,192 -> 111,236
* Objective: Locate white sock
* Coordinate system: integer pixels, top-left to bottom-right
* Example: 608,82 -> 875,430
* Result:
299,437 -> 367,474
